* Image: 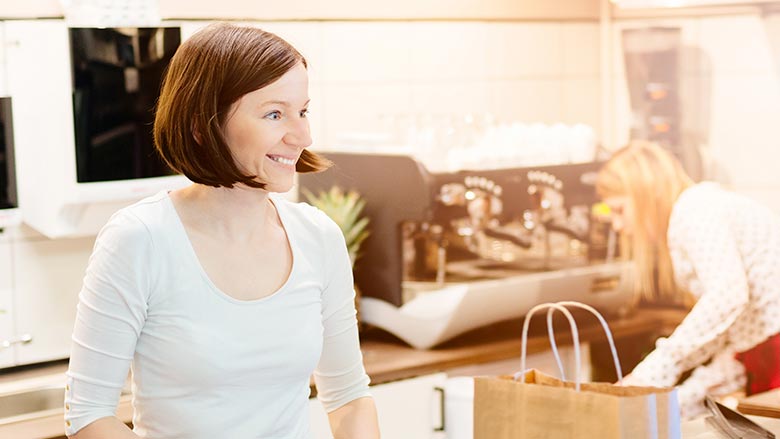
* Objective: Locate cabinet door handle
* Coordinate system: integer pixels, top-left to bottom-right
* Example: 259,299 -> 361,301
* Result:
433,386 -> 445,432
1,333 -> 33,349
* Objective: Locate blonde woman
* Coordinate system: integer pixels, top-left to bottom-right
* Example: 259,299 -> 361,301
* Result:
597,140 -> 780,419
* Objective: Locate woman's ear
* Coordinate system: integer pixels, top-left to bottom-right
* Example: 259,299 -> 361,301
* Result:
191,122 -> 202,145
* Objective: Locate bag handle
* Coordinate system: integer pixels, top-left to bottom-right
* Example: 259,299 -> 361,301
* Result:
549,301 -> 623,385
515,302 -> 583,390
514,301 -> 624,391
546,306 -> 569,381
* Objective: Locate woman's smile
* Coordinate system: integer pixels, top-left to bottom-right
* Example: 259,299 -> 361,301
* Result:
266,154 -> 297,169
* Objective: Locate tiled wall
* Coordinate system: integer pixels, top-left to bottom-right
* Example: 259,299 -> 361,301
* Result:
612,13 -> 780,212
4,15 -> 779,214
181,20 -> 603,151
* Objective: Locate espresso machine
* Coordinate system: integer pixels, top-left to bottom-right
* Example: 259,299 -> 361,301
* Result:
299,153 -> 632,349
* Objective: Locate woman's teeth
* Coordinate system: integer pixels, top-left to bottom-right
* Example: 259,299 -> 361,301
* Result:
269,156 -> 295,166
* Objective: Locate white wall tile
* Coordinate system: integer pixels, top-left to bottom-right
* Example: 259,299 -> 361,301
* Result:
410,81 -> 492,116
489,79 -> 563,124
484,22 -> 561,79
179,20 -> 213,41
733,188 -> 780,215
562,78 -> 601,138
698,15 -> 774,75
178,21 -> 325,83
320,22 -> 413,83
761,13 -> 780,80
706,75 -> 780,187
307,82 -> 326,150
409,22 -> 489,81
611,73 -> 632,148
562,23 -> 600,77
254,21 -> 325,84
321,83 -> 412,147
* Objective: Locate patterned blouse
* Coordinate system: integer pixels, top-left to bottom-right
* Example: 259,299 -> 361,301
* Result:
622,183 -> 780,418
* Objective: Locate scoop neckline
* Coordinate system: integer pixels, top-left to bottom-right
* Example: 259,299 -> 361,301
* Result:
164,191 -> 296,305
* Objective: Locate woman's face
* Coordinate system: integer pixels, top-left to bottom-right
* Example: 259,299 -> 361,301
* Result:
603,195 -> 634,235
223,62 -> 312,193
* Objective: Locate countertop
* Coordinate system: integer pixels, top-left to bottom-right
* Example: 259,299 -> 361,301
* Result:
0,307 -> 687,439
359,307 -> 686,384
683,415 -> 780,438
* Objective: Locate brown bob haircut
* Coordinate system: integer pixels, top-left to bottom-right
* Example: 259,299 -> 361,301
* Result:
154,22 -> 331,189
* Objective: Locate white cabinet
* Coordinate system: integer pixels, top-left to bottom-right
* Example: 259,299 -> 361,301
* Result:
308,345 -> 591,439
372,373 -> 447,439
12,235 -> 93,365
0,234 -> 14,367
310,372 -> 448,439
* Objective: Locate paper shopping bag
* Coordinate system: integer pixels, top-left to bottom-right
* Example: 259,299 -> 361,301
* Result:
474,369 -> 681,439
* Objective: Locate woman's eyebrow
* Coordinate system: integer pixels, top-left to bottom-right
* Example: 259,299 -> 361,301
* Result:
259,99 -> 311,107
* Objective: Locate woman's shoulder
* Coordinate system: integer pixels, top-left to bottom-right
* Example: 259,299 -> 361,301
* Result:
673,181 -> 769,217
667,183 -> 726,237
100,191 -> 178,243
676,181 -> 722,203
271,194 -> 341,238
672,182 -> 727,217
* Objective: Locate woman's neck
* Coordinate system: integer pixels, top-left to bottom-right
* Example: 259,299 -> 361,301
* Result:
173,183 -> 278,241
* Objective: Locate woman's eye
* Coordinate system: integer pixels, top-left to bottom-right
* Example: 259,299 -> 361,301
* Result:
264,111 -> 282,120
300,108 -> 310,118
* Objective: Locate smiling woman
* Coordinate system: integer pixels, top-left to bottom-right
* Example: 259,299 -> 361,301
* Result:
65,23 -> 379,439
152,23 -> 330,190
221,63 -> 313,193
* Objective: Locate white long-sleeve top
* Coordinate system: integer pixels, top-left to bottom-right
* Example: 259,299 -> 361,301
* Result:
624,183 -> 780,416
65,191 -> 371,438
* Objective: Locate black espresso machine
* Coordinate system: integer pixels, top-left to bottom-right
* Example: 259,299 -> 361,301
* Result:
298,152 -> 632,348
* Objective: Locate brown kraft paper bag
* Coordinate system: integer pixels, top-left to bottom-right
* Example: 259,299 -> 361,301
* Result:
474,369 -> 681,439
473,301 -> 681,439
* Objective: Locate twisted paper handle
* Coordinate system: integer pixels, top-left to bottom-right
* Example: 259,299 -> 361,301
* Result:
515,301 -> 623,391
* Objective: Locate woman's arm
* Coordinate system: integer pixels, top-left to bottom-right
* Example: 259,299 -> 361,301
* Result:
69,417 -> 139,439
313,210 -> 378,438
65,212 -> 154,436
674,349 -> 746,418
626,212 -> 749,387
327,396 -> 380,439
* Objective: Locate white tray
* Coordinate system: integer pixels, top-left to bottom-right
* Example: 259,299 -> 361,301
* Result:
360,261 -> 634,349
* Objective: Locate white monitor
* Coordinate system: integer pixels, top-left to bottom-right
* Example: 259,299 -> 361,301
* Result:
5,20 -> 189,238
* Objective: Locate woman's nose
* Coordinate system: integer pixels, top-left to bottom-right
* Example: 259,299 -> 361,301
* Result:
284,118 -> 312,149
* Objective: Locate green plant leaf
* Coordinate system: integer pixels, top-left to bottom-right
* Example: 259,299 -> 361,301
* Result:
344,217 -> 369,246
301,185 -> 371,269
342,196 -> 365,230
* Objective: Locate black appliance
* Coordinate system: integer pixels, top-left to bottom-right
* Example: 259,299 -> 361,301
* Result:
0,97 -> 16,210
299,153 -> 606,307
69,27 -> 180,183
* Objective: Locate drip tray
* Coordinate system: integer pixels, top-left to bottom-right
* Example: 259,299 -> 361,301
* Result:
361,261 -> 634,349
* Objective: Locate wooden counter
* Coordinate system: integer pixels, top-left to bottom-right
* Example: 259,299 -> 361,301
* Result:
0,307 -> 686,439
361,307 -> 686,385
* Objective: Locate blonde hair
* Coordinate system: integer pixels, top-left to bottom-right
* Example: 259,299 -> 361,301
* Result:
596,141 -> 694,304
